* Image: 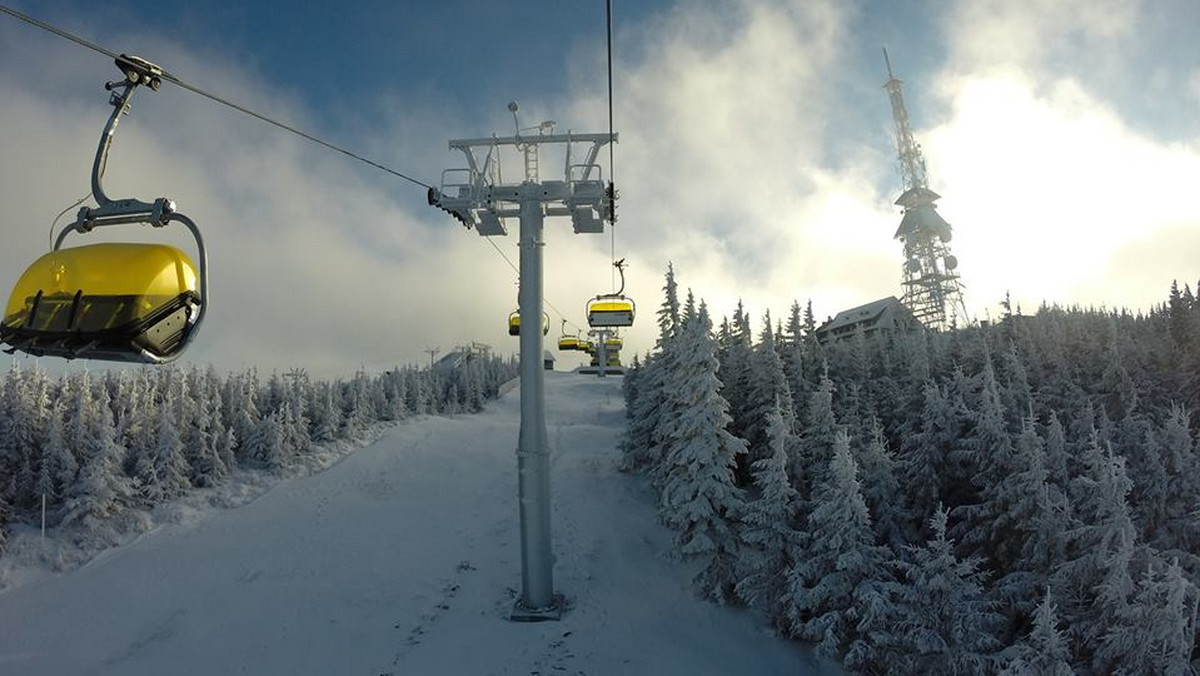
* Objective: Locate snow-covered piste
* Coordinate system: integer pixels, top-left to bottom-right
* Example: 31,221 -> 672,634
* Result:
0,371 -> 837,675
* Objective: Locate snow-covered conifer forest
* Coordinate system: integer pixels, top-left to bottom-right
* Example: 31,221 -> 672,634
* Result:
621,265 -> 1200,675
0,352 -> 517,569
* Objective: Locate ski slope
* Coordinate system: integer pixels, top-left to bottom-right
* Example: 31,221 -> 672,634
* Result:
0,372 -> 838,675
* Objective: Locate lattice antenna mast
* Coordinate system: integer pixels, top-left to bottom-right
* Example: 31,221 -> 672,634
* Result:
882,48 -> 968,331
883,48 -> 927,193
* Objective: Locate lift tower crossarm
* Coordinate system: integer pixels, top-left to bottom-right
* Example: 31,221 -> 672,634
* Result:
431,126 -> 616,237
449,132 -> 616,149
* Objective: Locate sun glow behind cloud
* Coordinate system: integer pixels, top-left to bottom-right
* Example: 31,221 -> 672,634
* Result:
926,73 -> 1200,314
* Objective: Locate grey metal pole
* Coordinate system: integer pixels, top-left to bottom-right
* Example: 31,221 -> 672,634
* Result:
597,330 -> 607,378
513,185 -> 557,618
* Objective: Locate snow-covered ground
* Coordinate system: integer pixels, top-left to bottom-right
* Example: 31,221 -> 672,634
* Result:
0,371 -> 839,675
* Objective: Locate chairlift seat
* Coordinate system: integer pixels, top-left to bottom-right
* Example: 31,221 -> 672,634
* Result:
558,336 -> 581,351
508,311 -> 550,336
1,243 -> 201,362
586,296 -> 635,328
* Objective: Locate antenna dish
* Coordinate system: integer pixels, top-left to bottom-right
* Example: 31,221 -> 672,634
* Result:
507,101 -> 519,113
944,255 -> 958,270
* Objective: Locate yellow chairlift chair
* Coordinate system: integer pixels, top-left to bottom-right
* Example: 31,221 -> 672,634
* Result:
557,320 -> 581,351
1,56 -> 207,364
586,259 -> 635,328
508,310 -> 550,336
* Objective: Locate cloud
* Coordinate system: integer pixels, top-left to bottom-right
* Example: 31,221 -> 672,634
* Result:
558,0 -> 903,333
920,0 -> 1200,317
943,0 -> 1142,72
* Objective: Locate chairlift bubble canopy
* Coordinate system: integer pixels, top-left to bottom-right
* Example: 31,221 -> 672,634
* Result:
2,243 -> 201,362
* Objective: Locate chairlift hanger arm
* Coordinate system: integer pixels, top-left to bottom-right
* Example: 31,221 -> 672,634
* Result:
613,258 -> 627,296
63,56 -> 179,239
86,55 -> 167,214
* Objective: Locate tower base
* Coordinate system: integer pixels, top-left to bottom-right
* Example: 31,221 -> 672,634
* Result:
510,594 -> 565,622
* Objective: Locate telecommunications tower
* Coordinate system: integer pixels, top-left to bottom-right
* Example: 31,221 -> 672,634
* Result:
882,49 -> 967,330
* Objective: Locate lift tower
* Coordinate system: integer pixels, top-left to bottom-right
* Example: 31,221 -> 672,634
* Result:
429,102 -> 616,621
882,49 -> 967,330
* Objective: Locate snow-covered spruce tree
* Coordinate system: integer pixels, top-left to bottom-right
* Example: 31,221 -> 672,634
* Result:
656,302 -> 747,603
406,368 -> 433,415
246,406 -> 288,472
281,398 -> 312,458
853,414 -> 903,551
794,370 -> 839,501
782,301 -> 812,426
801,300 -> 823,383
718,299 -> 754,442
875,506 -> 1001,675
179,367 -> 227,488
1052,425 -> 1138,670
949,358 -> 1017,563
1144,404 -> 1200,553
784,429 -> 890,661
339,382 -> 372,440
1043,410 -> 1071,493
740,311 -> 796,470
1098,317 -> 1140,424
622,356 -> 670,472
133,396 -> 190,505
1168,280 -> 1193,352
309,382 -> 342,443
897,380 -> 960,542
997,340 -> 1033,431
204,365 -> 236,482
648,289 -> 698,489
377,368 -> 408,420
107,370 -> 138,452
734,398 -> 800,630
59,380 -> 135,538
223,371 -> 261,464
38,398 -> 76,524
1094,557 -> 1198,676
965,416 -> 1071,631
999,589 -> 1076,676
5,364 -> 51,510
457,359 -> 487,413
620,263 -> 681,472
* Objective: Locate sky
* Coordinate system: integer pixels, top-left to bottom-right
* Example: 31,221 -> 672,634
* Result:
1,0 -> 1198,377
